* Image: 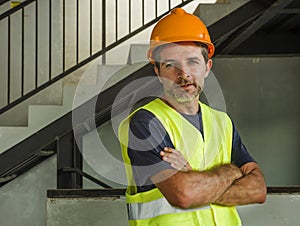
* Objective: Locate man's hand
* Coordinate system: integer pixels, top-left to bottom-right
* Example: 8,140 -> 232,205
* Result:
160,147 -> 192,172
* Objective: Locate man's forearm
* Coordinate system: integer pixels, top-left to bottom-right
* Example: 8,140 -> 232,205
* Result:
154,163 -> 243,209
185,164 -> 244,207
214,163 -> 267,206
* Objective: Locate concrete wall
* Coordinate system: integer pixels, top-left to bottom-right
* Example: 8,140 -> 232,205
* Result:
46,193 -> 300,226
47,196 -> 128,226
0,156 -> 56,226
238,194 -> 300,226
212,56 -> 300,186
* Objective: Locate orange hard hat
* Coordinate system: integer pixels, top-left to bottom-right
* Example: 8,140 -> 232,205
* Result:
147,8 -> 215,63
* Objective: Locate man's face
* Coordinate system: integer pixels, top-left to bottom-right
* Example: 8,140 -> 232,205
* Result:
154,42 -> 212,104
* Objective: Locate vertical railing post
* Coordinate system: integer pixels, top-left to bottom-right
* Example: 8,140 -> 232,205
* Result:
115,0 -> 118,41
7,15 -> 11,105
129,0 -> 131,33
21,8 -> 24,96
76,0 -> 79,64
90,0 -> 93,56
155,0 -> 158,18
57,132 -> 83,189
35,0 -> 38,88
62,0 -> 65,72
49,0 -> 52,80
142,0 -> 145,25
102,0 -> 106,64
74,135 -> 83,187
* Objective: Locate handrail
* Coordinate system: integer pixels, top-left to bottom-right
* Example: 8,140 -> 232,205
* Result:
0,0 -> 34,18
0,0 -> 194,114
0,0 -> 10,6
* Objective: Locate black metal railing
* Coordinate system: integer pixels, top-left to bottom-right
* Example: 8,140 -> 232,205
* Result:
0,0 -> 194,115
0,0 -> 11,6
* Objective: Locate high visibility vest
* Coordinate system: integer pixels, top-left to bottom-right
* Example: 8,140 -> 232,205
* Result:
119,98 -> 241,226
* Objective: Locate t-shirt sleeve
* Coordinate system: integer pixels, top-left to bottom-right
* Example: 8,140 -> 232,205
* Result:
231,122 -> 256,167
128,109 -> 174,187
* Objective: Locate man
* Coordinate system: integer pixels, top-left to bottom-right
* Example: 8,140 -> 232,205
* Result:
119,8 -> 266,226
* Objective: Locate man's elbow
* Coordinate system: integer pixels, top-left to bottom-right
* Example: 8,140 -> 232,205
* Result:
249,167 -> 267,204
169,194 -> 192,209
175,193 -> 193,209
162,185 -> 192,209
168,188 -> 203,209
257,186 -> 267,204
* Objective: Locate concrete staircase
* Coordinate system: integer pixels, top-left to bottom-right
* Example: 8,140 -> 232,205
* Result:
0,54 -> 148,155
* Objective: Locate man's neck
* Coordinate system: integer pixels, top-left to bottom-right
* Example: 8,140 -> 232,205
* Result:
161,95 -> 199,115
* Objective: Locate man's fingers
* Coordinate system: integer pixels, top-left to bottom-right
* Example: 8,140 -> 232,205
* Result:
161,147 -> 191,171
162,152 -> 181,161
163,147 -> 174,153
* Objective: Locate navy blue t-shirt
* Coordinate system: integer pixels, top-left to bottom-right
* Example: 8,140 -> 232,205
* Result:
127,106 -> 255,192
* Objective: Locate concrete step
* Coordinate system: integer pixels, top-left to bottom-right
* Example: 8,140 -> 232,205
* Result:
28,105 -> 70,128
71,64 -> 126,108
0,102 -> 71,153
97,62 -> 148,90
127,44 -> 149,64
0,81 -> 63,127
0,84 -> 75,153
0,126 -> 30,155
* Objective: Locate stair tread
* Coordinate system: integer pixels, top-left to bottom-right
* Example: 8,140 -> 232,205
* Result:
0,126 -> 33,154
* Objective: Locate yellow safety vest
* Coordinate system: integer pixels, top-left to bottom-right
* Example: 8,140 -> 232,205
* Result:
119,98 -> 242,226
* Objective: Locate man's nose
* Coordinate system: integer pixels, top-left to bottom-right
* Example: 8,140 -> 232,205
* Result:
176,65 -> 190,79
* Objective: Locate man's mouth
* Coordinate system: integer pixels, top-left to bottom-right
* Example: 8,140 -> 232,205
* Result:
177,83 -> 195,89
180,83 -> 193,87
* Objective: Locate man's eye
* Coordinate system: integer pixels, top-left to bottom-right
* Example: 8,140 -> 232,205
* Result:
165,63 -> 175,68
189,60 -> 199,65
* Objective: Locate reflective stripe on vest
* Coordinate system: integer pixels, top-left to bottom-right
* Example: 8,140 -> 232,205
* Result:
127,196 -> 211,220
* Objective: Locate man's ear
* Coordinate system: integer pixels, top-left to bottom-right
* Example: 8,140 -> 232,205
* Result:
204,59 -> 213,78
154,66 -> 162,83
